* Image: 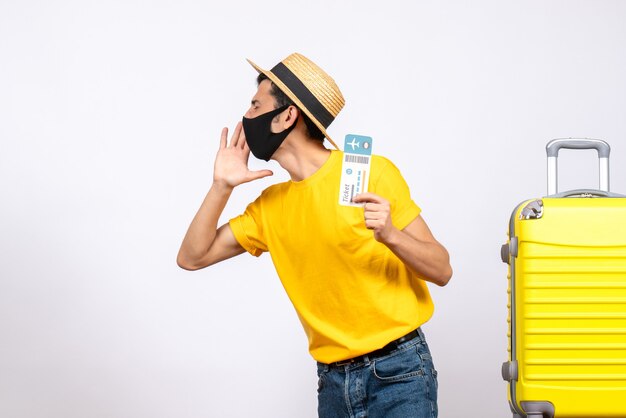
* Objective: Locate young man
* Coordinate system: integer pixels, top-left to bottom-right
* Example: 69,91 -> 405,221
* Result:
177,53 -> 452,418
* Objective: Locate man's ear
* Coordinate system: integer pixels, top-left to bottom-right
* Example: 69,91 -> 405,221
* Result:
283,105 -> 300,129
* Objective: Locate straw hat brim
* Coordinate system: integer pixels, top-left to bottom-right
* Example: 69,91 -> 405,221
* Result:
246,58 -> 339,150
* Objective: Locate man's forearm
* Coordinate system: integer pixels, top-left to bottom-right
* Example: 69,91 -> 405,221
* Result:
177,182 -> 233,268
382,227 -> 452,287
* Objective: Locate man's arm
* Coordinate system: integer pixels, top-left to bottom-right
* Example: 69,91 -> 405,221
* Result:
352,193 -> 452,286
177,184 -> 244,270
177,122 -> 272,271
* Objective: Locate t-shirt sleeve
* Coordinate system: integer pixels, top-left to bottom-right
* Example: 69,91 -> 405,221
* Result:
229,194 -> 268,257
371,157 -> 421,230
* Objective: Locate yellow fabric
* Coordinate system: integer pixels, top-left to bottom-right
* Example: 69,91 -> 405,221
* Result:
229,150 -> 434,363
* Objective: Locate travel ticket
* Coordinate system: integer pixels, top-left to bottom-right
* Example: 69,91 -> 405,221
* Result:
338,134 -> 373,207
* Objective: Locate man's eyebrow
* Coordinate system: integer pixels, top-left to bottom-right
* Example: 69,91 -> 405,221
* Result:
251,99 -> 260,106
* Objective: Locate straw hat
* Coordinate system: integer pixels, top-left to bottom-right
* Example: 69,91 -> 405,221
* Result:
246,53 -> 345,149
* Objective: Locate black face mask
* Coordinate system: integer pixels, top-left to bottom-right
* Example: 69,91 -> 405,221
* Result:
242,104 -> 297,161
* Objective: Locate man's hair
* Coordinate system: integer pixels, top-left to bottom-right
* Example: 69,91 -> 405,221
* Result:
257,73 -> 325,141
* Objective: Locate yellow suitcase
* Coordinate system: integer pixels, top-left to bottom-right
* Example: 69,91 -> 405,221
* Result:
501,139 -> 626,418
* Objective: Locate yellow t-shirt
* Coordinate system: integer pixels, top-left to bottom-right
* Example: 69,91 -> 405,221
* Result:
229,150 -> 434,363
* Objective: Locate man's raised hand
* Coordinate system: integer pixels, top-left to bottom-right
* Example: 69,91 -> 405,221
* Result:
213,122 -> 273,189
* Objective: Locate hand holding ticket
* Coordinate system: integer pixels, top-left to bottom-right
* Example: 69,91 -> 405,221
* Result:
352,192 -> 393,243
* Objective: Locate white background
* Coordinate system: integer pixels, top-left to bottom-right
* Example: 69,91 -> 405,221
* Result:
2,1 -> 626,417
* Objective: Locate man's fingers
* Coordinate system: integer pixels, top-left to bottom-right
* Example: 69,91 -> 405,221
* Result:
363,203 -> 388,214
220,127 -> 228,149
248,170 -> 274,181
364,211 -> 386,222
237,123 -> 247,149
353,192 -> 385,204
364,219 -> 381,230
230,122 -> 243,147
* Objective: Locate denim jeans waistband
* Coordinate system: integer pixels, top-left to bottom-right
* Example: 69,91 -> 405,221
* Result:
324,328 -> 424,368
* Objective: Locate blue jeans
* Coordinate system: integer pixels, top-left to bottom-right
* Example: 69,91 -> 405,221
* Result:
316,328 -> 438,418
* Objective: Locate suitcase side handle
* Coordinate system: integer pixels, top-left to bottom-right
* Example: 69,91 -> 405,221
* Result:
546,138 -> 611,195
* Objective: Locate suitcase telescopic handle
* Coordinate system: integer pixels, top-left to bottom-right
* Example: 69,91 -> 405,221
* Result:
546,138 -> 611,195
